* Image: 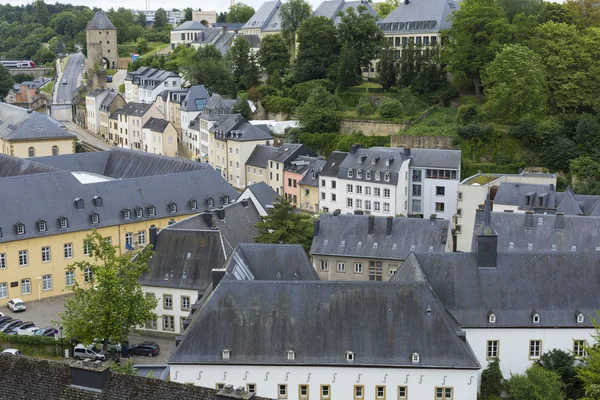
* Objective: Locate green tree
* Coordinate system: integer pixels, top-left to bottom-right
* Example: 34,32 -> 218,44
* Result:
442,0 -> 512,100
232,99 -> 253,120
565,0 -> 600,29
337,45 -> 361,89
0,64 -> 15,99
136,12 -> 147,27
217,12 -> 227,22
60,231 -> 157,351
378,46 -> 397,90
258,34 -> 290,75
183,7 -> 193,23
11,73 -> 34,83
230,36 -> 259,90
295,17 -> 340,82
337,5 -> 384,74
136,38 -> 149,54
374,0 -> 400,18
577,312 -> 600,398
279,0 -> 311,56
33,0 -> 49,26
226,3 -> 255,23
537,349 -> 585,400
296,86 -> 343,133
178,45 -> 236,96
508,365 -> 565,400
482,44 -> 547,123
255,197 -> 314,253
153,8 -> 169,30
480,359 -> 504,399
32,46 -> 56,66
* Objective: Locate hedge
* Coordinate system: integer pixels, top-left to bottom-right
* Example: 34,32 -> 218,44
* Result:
338,92 -> 362,107
0,333 -> 56,345
298,132 -> 390,157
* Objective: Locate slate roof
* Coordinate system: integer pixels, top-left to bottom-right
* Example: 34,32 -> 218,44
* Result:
173,20 -> 206,30
0,156 -> 60,177
339,147 -> 408,184
493,182 -> 556,210
210,114 -> 273,142
169,280 -> 479,369
312,0 -> 379,25
241,0 -> 281,30
240,34 -> 262,47
319,151 -> 348,177
125,68 -> 179,91
311,214 -> 449,260
86,11 -> 117,30
114,102 -> 153,117
0,355 -> 271,399
87,88 -> 106,98
181,85 -> 210,112
244,182 -> 279,209
403,147 -> 461,169
192,27 -> 224,44
99,91 -> 123,112
223,243 -> 319,281
0,103 -> 75,141
393,251 -> 600,328
143,117 -> 171,133
0,149 -> 238,243
201,94 -> 237,119
15,78 -> 51,90
246,145 -> 278,168
270,143 -> 317,164
378,0 -> 458,33
298,159 -> 326,187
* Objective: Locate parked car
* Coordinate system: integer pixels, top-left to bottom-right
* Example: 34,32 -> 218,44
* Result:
16,326 -> 39,336
92,339 -> 122,353
7,298 -> 26,312
0,320 -> 21,333
2,348 -> 23,356
0,316 -> 12,326
6,321 -> 34,335
34,327 -> 55,337
106,75 -> 113,83
62,78 -> 67,85
74,344 -> 106,361
129,342 -> 160,357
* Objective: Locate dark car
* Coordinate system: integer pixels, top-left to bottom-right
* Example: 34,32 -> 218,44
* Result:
6,321 -> 34,335
34,327 -> 55,337
0,316 -> 13,326
129,342 -> 160,357
0,320 -> 22,333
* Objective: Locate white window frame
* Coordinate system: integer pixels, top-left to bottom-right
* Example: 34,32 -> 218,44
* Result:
0,253 -> 5,269
138,231 -> 146,245
487,340 -> 499,359
66,271 -> 75,286
41,246 -> 51,263
354,263 -> 362,273
337,262 -> 345,273
64,243 -> 73,259
19,250 -> 28,266
21,278 -> 31,295
0,282 -> 7,299
42,274 -> 52,291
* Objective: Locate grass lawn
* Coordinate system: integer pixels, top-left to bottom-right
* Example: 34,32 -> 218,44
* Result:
354,81 -> 383,89
105,69 -> 117,76
41,80 -> 54,95
401,107 -> 458,137
141,42 -> 169,56
117,41 -> 169,58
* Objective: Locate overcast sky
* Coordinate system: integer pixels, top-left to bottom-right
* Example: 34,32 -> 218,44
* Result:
0,0 -> 322,13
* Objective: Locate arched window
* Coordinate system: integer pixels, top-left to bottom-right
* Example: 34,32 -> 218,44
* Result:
52,146 -> 59,156
28,147 -> 35,157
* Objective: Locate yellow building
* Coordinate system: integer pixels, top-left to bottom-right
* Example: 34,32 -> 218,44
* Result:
99,91 -> 126,143
0,103 -> 76,158
0,148 -> 239,301
297,159 -> 326,213
142,117 -> 178,157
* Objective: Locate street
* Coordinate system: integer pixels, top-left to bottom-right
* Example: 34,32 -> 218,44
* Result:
56,52 -> 84,104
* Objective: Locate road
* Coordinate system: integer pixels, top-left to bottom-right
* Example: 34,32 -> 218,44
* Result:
56,52 -> 84,104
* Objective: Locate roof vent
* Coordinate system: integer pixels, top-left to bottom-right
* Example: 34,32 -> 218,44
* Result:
426,304 -> 432,315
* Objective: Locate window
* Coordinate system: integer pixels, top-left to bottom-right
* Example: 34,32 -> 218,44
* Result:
365,186 -> 372,196
356,199 -> 362,209
38,221 -> 46,232
376,386 -> 386,399
123,209 -> 131,219
353,263 -> 363,273
577,313 -> 585,323
16,224 -> 25,235
84,267 -> 93,283
222,349 -> 231,359
19,250 -> 28,266
60,218 -> 68,229
348,169 -> 353,178
181,296 -> 191,311
365,200 -> 371,211
169,203 -> 177,213
286,350 -> 295,360
148,206 -> 156,216
412,185 -> 422,196
347,184 -> 353,193
299,385 -> 309,398
435,387 -> 453,399
28,147 -> 35,157
366,171 -> 371,179
136,208 -> 144,218
41,246 -> 51,262
247,384 -> 256,394
321,192 -> 326,200
375,171 -> 381,181
574,340 -> 587,358
320,260 -> 328,271
145,318 -> 157,330
347,198 -> 353,208
384,203 -> 390,213
52,146 -> 59,155
42,275 -> 52,291
83,242 -> 91,256
374,188 -> 381,197
125,233 -> 133,246
321,179 -> 325,187
0,253 -> 5,269
65,271 -> 75,286
91,213 -> 99,224
164,294 -> 173,309
21,278 -> 31,295
456,225 -> 462,234
354,385 -> 364,399
138,231 -> 146,245
278,384 -> 287,399
384,172 -> 390,182
321,385 -> 330,399
369,261 -> 382,281
331,180 -> 336,189
533,313 -> 540,323
331,194 -> 336,202
163,315 -> 175,331
487,340 -> 499,359
337,262 -> 346,272
384,188 -> 390,198
0,283 -> 7,299
529,340 -> 541,359
398,386 -> 408,399
357,169 -> 362,178
435,202 -> 445,212
374,201 -> 381,212
436,186 -> 445,196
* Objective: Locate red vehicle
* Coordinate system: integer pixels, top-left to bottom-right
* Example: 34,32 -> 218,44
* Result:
0,60 -> 35,68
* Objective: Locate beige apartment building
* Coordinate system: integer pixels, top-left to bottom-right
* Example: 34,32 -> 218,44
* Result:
142,117 -> 178,157
111,103 -> 161,151
297,159 -> 326,213
99,91 -> 126,142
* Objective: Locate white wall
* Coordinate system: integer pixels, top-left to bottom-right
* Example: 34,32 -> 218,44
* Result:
465,327 -> 595,378
455,184 -> 488,252
421,177 -> 458,221
138,77 -> 182,104
171,364 -> 479,400
141,286 -> 198,334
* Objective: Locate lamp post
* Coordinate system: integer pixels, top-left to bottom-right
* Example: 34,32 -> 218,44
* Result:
36,276 -> 41,301
59,326 -> 64,357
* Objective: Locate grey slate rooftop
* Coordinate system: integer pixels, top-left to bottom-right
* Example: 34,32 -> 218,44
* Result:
241,0 -> 281,31
114,102 -> 153,117
143,117 -> 171,133
86,11 -> 116,30
169,280 -> 479,369
0,103 -> 75,141
210,114 -> 273,142
311,214 -> 450,260
242,182 -> 279,210
245,145 -> 278,168
181,85 -> 210,112
298,158 -> 326,187
173,20 -> 207,30
378,0 -> 458,33
312,0 -> 379,25
319,151 -> 348,177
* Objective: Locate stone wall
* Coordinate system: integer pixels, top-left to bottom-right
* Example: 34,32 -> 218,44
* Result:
340,119 -> 408,136
391,135 -> 454,149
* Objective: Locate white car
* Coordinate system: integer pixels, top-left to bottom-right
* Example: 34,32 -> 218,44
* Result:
2,348 -> 23,355
7,299 -> 25,312
16,326 -> 38,336
74,344 -> 105,361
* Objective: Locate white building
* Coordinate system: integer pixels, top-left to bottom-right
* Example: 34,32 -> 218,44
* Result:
124,67 -> 182,105
180,85 -> 210,158
134,9 -> 184,26
85,89 -> 110,134
170,20 -> 206,50
319,145 -> 461,221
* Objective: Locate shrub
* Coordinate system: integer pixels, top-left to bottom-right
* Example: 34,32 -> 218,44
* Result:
456,101 -> 481,125
457,124 -> 494,141
338,91 -> 362,107
509,118 -> 540,149
262,95 -> 297,114
0,332 -> 57,345
298,132 -> 390,157
378,99 -> 403,119
356,97 -> 376,117
291,79 -> 335,104
247,86 -> 261,102
257,84 -> 281,98
480,359 -> 504,400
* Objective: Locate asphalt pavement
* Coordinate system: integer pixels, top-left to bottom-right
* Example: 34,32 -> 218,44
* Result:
56,52 -> 85,104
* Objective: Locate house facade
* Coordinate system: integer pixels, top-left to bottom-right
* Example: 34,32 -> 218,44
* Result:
124,67 -> 182,104
112,102 -> 162,151
142,117 -> 178,157
180,85 -> 210,158
99,91 -> 126,142
170,20 -> 206,50
298,159 -> 326,213
85,89 -> 110,134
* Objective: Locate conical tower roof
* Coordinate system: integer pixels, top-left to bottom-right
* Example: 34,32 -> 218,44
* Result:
86,11 -> 117,30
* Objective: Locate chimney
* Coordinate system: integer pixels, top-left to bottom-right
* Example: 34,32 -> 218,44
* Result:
555,212 -> 565,230
474,194 -> 498,269
212,268 -> 226,289
524,211 -> 534,228
386,216 -> 393,235
404,146 -> 410,156
313,219 -> 320,237
349,143 -> 361,155
533,207 -> 544,214
149,225 -> 158,249
547,208 -> 557,215
429,214 -> 437,224
168,218 -> 176,225
202,211 -> 214,227
333,209 -> 341,216
69,361 -> 111,392
550,183 -> 554,192
354,210 -> 364,215
368,215 -> 375,235
241,199 -> 249,208
215,207 -> 225,220
441,226 -> 448,245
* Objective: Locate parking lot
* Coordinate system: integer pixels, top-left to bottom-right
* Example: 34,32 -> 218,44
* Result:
2,294 -> 175,365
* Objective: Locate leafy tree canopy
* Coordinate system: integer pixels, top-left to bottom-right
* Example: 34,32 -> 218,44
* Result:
255,196 -> 314,252
507,364 -> 565,400
153,8 -> 169,30
258,34 -> 290,75
227,3 -> 255,23
0,64 -> 15,99
294,17 -> 340,82
296,86 -> 343,133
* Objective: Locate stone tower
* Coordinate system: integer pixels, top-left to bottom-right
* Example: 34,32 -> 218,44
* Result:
86,12 -> 118,72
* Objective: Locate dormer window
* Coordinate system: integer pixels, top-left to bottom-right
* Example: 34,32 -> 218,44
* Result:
37,220 -> 47,232
375,171 -> 381,181
366,171 -> 371,179
222,196 -> 229,206
348,169 -> 353,178
340,240 -> 345,247
372,157 -> 376,165
311,171 -> 316,179
74,198 -> 84,209
90,213 -> 99,225
148,205 -> 156,216
488,312 -> 496,324
384,172 -> 390,182
122,209 -> 131,220
412,353 -> 420,363
373,243 -> 378,249
357,241 -> 362,248
93,196 -> 103,207
357,169 -> 362,179
16,223 -> 25,235
345,351 -> 354,361
206,198 -> 214,208
189,199 -> 198,210
385,158 -> 390,166
287,350 -> 296,360
134,208 -> 143,218
59,217 -> 68,229
222,349 -> 231,359
532,312 -> 540,324
168,202 -> 177,213
576,311 -> 584,324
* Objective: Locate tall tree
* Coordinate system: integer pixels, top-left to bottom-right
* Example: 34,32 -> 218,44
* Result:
60,231 -> 157,351
33,0 -> 49,26
337,45 -> 361,89
507,364 -> 565,400
232,99 -> 253,120
258,34 -> 290,74
217,12 -> 227,22
0,64 -> 14,100
136,11 -> 147,27
183,7 -> 193,23
295,17 -> 340,82
153,8 -> 169,30
279,0 -> 311,56
378,46 -> 397,90
255,197 -> 314,253
179,45 -> 236,96
230,36 -> 259,90
565,0 -> 600,28
442,0 -> 512,100
537,349 -> 585,400
226,3 -> 255,23
374,0 -> 399,19
577,312 -> 600,398
296,86 -> 343,133
337,5 -> 385,74
482,44 -> 547,123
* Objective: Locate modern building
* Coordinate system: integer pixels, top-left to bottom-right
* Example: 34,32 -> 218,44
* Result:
134,9 -> 184,26
86,11 -> 118,71
0,149 -> 238,300
180,85 -> 210,157
298,158 -> 326,213
456,172 -> 556,251
98,90 -> 126,142
170,20 -> 207,50
111,102 -> 162,150
311,213 -> 452,281
124,67 -> 182,104
0,103 -> 75,158
319,145 -> 461,220
85,88 -> 110,134
209,114 -> 273,189
142,117 -> 178,157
